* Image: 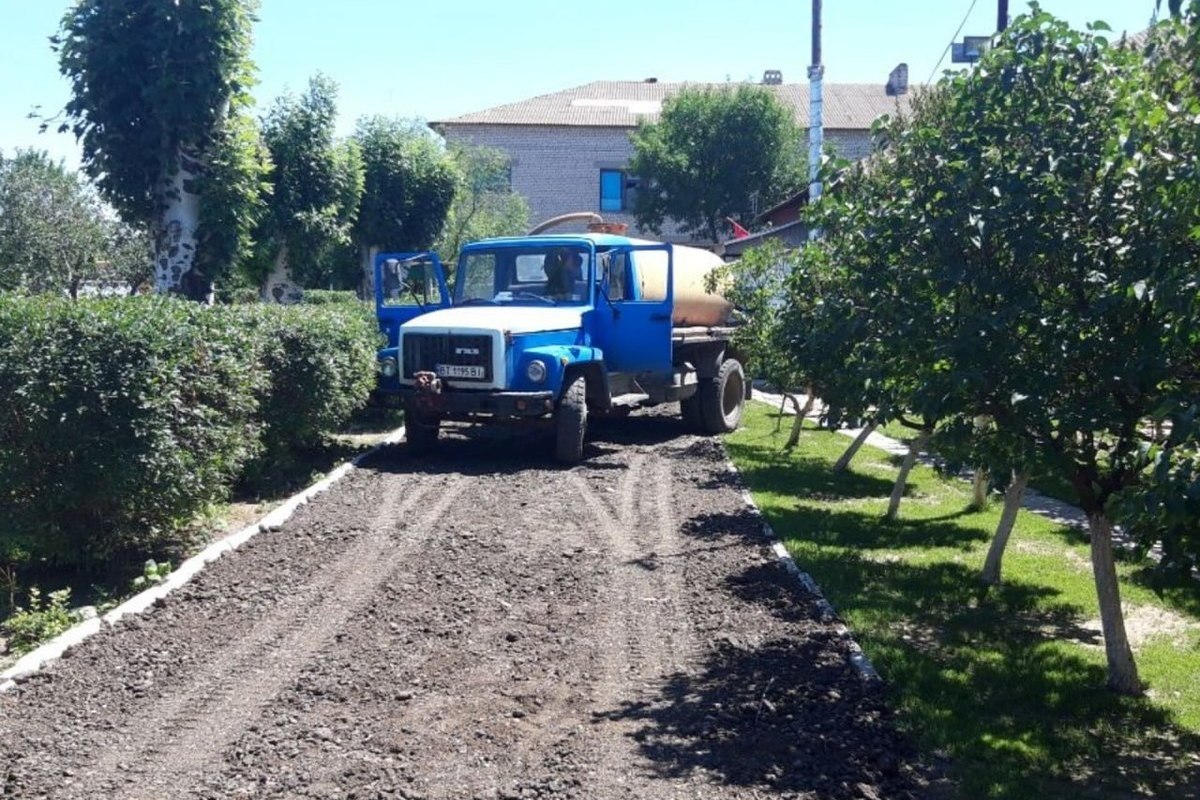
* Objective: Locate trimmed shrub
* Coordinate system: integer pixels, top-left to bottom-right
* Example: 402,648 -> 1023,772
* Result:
0,296 -> 263,567
235,303 -> 380,487
300,289 -> 364,306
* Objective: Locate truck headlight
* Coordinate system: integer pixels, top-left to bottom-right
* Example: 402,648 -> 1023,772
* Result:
379,357 -> 398,377
525,359 -> 547,383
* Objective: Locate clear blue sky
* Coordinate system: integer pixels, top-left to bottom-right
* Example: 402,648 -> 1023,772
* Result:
0,0 -> 1161,171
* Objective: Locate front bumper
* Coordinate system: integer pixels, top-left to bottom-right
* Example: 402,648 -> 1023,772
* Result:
398,387 -> 556,418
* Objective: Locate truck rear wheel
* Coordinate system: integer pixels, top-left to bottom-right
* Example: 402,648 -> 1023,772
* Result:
404,400 -> 440,454
699,358 -> 745,434
555,373 -> 588,464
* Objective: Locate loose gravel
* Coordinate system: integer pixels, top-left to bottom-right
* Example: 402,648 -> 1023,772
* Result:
0,409 -> 932,799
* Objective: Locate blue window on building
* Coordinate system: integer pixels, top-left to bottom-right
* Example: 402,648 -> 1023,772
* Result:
600,169 -> 625,212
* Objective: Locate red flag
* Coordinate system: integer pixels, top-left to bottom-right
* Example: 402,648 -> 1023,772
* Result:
726,217 -> 750,239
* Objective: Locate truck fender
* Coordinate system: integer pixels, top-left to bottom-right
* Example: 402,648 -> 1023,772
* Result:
514,345 -> 606,402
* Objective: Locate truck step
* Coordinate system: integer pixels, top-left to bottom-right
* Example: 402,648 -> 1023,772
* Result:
610,392 -> 651,408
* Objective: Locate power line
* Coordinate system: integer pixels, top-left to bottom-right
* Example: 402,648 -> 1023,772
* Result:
927,0 -> 981,85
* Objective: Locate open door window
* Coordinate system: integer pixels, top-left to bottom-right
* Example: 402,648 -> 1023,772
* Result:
590,243 -> 673,375
375,252 -> 450,345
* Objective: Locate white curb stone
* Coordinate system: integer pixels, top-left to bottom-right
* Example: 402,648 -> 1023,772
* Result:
0,424 -> 407,694
723,458 -> 881,683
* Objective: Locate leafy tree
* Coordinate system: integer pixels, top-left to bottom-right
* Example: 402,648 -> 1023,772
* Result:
55,0 -> 266,301
629,85 -> 803,243
254,75 -> 364,302
354,117 -> 457,290
842,8 -> 1200,693
0,150 -> 104,296
434,144 -> 530,264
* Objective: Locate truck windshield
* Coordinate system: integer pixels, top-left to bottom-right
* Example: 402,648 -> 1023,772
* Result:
456,246 -> 590,306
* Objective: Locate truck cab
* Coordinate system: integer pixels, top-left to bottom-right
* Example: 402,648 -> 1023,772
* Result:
374,232 -> 745,463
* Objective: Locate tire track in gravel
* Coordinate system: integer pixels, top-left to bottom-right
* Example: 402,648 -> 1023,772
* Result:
82,474 -> 466,799
570,451 -> 698,786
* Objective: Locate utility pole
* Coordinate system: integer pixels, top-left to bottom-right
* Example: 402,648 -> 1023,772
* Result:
997,0 -> 1008,32
807,0 -> 824,214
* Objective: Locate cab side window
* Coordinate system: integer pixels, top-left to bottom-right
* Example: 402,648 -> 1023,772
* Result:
600,251 -> 628,301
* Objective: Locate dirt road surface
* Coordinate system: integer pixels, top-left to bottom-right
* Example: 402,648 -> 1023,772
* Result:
0,411 -> 931,799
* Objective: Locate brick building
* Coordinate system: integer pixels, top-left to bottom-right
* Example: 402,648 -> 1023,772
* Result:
432,75 -> 911,246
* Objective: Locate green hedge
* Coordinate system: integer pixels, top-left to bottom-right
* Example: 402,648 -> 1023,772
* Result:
0,297 -> 263,567
236,303 -> 380,486
0,296 -> 381,568
300,289 -> 364,306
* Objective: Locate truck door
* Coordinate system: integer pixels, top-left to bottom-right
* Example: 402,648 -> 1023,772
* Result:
589,243 -> 673,374
375,252 -> 450,347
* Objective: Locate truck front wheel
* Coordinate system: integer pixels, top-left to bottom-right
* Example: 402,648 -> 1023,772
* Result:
699,358 -> 745,434
404,401 -> 441,454
555,373 -> 588,464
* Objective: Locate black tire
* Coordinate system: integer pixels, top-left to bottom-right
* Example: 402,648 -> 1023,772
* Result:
680,393 -> 702,430
404,400 -> 440,454
554,373 -> 588,464
699,358 -> 746,434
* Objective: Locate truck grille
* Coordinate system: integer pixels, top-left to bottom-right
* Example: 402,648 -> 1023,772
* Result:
402,333 -> 493,382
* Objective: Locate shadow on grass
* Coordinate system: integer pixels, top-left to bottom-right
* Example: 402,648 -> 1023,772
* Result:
234,437 -> 373,500
727,431 -> 1200,798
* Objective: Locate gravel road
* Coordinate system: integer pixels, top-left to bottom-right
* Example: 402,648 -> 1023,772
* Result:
0,410 -> 931,799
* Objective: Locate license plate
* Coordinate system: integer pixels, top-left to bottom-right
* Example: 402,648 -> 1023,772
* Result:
435,363 -> 485,379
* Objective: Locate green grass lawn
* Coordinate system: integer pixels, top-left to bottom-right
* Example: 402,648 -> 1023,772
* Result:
727,402 -> 1200,800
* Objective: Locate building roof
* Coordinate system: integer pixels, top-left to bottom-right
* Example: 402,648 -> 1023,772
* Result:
435,80 -> 912,130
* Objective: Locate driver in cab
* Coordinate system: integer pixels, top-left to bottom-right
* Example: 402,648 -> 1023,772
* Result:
543,249 -> 583,301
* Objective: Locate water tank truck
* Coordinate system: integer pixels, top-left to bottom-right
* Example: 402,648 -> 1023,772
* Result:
373,221 -> 746,463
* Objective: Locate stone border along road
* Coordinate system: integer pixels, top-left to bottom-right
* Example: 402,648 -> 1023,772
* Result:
0,408 -> 932,799
0,426 -> 409,694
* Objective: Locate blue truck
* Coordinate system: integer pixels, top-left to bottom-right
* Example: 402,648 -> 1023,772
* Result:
373,228 -> 746,463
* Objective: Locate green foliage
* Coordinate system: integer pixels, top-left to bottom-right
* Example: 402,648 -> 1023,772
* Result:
629,85 -> 804,242
253,75 -> 364,289
354,116 -> 457,251
0,150 -> 105,296
196,109 -> 272,287
235,303 -> 379,487
300,289 -> 363,306
708,240 -> 804,391
2,587 -> 76,654
728,404 -> 1200,798
434,144 -> 530,263
55,0 -> 261,296
130,559 -> 172,591
0,296 -> 264,567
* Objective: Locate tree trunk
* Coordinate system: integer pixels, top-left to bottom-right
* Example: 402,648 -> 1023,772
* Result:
784,392 -> 817,451
886,431 -> 929,520
261,244 -> 303,304
981,469 -> 1029,585
154,149 -> 208,302
833,422 -> 878,472
1087,512 -> 1143,694
970,467 -> 990,511
360,244 -> 379,299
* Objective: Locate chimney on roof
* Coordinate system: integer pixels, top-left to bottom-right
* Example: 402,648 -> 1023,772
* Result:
886,63 -> 909,96
762,69 -> 783,85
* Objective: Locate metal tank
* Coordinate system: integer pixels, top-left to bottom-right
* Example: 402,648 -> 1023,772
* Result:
631,244 -> 734,327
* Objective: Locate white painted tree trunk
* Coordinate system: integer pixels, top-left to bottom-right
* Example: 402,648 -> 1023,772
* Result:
784,391 -> 817,451
1087,512 -> 1142,694
970,467 -> 990,511
261,244 -> 304,304
980,469 -> 1029,585
886,432 -> 929,520
153,152 -> 206,301
833,422 -> 878,472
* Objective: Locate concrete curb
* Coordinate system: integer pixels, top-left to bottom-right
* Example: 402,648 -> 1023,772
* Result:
0,425 -> 407,694
721,456 -> 881,683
